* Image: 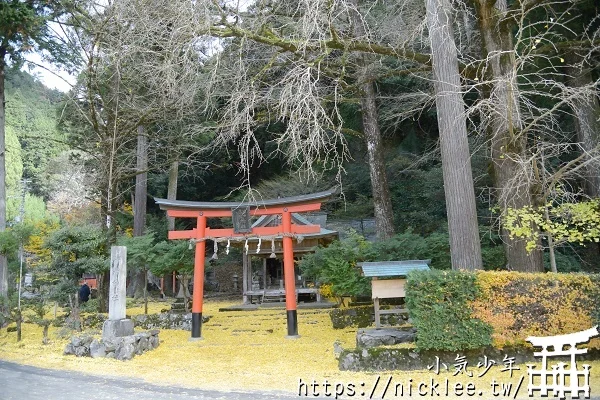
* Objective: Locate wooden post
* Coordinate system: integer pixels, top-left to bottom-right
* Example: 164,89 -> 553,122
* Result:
282,210 -> 298,338
242,253 -> 249,304
373,277 -> 381,329
374,297 -> 381,329
191,214 -> 206,340
262,258 -> 267,290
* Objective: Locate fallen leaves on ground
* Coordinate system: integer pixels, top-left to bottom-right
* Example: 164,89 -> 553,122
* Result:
1,299 -> 599,398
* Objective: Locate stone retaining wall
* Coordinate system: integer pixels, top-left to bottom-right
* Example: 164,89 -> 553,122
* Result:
82,312 -> 210,330
63,330 -> 159,361
338,345 -> 600,371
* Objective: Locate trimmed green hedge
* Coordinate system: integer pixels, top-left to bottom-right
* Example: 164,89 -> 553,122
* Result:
405,270 -> 492,351
405,270 -> 600,352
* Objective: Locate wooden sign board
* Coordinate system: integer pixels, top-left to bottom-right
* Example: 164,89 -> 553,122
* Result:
371,278 -> 406,299
232,206 -> 251,233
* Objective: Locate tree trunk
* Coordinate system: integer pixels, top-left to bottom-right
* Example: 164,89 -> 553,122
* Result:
349,0 -> 395,239
567,52 -> 600,268
97,272 -> 109,313
567,53 -> 600,198
476,0 -> 543,272
42,323 -> 49,345
133,125 -> 147,236
0,53 -> 8,299
16,311 -> 21,342
128,125 -> 148,299
167,159 -> 178,232
425,0 -> 483,270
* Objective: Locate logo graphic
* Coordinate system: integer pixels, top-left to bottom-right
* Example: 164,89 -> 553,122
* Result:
526,326 -> 599,399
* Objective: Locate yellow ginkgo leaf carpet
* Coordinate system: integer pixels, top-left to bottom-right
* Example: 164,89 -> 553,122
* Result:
1,299 -> 599,398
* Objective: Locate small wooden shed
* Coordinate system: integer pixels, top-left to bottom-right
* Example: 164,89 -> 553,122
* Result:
358,260 -> 430,329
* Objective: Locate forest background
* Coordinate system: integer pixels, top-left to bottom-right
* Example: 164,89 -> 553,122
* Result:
0,0 -> 599,314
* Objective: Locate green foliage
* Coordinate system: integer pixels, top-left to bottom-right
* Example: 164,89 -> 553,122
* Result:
7,193 -> 54,224
480,244 -> 507,270
300,230 -> 459,299
5,70 -> 67,199
389,164 -> 447,235
0,1 -> 75,68
47,278 -> 77,306
150,240 -> 194,276
543,251 -> 582,272
43,225 -> 108,298
117,232 -> 157,272
367,230 -> 451,269
504,200 -> 600,252
405,270 -> 493,351
0,231 -> 18,256
79,298 -> 99,313
4,124 -> 23,192
299,232 -> 371,299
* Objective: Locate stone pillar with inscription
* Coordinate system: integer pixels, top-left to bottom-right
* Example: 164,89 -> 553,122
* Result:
102,246 -> 134,340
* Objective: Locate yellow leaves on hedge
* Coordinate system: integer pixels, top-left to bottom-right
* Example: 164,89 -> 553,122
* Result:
471,271 -> 599,348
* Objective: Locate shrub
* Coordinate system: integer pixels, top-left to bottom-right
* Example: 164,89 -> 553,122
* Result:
405,270 -> 493,351
80,298 -> 99,313
472,271 -> 600,348
299,231 -> 371,301
367,231 -> 451,269
405,270 -> 600,352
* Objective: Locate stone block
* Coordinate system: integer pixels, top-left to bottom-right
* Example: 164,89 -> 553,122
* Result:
102,319 -> 134,340
149,335 -> 159,349
121,335 -> 136,346
89,339 -> 106,358
116,343 -> 135,361
139,337 -> 149,352
74,346 -> 89,357
103,338 -> 119,352
63,343 -> 75,355
356,327 -> 416,348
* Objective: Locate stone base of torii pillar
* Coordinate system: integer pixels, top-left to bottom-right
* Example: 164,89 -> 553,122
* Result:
102,246 -> 134,340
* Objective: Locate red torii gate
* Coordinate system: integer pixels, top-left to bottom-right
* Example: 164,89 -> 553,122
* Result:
154,190 -> 335,339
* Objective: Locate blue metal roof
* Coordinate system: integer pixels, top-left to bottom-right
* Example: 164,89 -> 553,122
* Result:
358,260 -> 431,277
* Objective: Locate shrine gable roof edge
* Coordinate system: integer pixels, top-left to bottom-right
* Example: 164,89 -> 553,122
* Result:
153,189 -> 337,211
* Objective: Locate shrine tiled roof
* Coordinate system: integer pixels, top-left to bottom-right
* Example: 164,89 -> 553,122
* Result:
154,189 -> 337,211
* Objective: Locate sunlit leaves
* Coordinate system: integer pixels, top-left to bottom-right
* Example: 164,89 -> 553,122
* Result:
504,200 -> 600,252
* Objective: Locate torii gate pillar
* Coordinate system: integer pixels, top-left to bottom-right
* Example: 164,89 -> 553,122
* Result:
191,214 -> 206,340
282,209 -> 298,337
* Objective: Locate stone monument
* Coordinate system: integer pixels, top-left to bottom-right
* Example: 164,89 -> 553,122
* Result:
102,246 -> 134,340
